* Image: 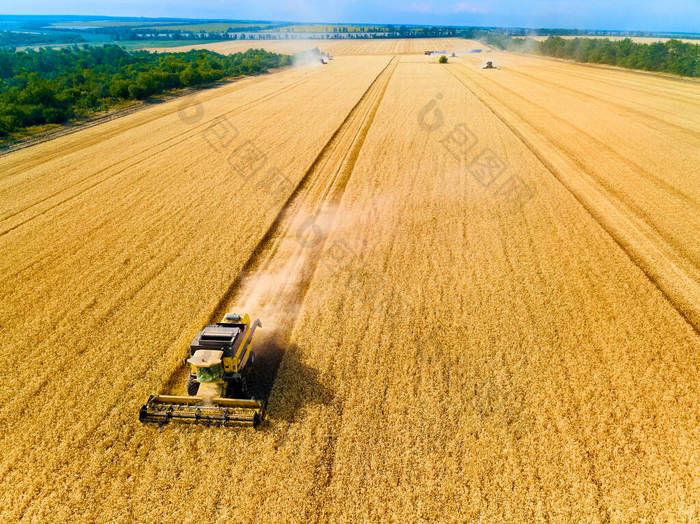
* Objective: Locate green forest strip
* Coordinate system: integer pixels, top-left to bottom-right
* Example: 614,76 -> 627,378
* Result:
0,45 -> 293,141
477,33 -> 700,77
0,31 -> 85,47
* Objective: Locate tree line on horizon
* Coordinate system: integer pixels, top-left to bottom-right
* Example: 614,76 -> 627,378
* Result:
0,31 -> 85,48
0,45 -> 291,140
477,32 -> 700,77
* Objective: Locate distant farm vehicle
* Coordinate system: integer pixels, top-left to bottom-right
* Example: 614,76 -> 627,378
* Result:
483,61 -> 496,69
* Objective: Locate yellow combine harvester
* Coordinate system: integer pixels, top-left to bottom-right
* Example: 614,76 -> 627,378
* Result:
139,312 -> 264,427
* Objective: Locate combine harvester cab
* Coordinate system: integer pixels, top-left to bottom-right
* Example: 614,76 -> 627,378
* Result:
139,313 -> 265,428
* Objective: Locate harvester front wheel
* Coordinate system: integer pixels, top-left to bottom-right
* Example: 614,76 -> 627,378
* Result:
186,372 -> 199,396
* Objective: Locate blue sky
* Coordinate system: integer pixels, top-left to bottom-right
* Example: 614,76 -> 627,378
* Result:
1,1 -> 699,33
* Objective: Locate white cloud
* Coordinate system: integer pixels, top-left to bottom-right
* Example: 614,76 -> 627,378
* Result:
399,1 -> 488,15
403,1 -> 434,13
453,1 -> 488,14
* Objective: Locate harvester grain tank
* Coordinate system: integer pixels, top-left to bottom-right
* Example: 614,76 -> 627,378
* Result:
139,312 -> 265,427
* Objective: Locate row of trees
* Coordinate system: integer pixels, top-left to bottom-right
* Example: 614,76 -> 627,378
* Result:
0,31 -> 84,48
0,45 -> 291,138
479,33 -> 700,77
536,37 -> 699,76
114,25 -> 460,41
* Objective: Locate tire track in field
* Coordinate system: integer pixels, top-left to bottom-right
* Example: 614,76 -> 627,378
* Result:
450,64 -> 700,260
0,77 -> 304,286
447,65 -> 611,523
547,64 -> 700,103
0,78 -> 310,236
0,83 -> 233,178
521,56 -> 700,101
477,52 -> 699,107
455,64 -> 700,213
218,54 -> 396,518
0,77 -> 308,214
502,67 -> 700,140
444,65 -> 700,334
539,64 -> 700,102
0,56 -> 399,518
0,72 -> 292,177
162,55 -> 398,396
525,59 -> 700,103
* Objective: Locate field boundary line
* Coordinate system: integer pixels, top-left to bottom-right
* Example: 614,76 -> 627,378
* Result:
445,65 -> 700,334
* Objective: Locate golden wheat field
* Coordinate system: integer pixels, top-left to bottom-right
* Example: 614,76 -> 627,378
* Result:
1,40 -> 699,521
